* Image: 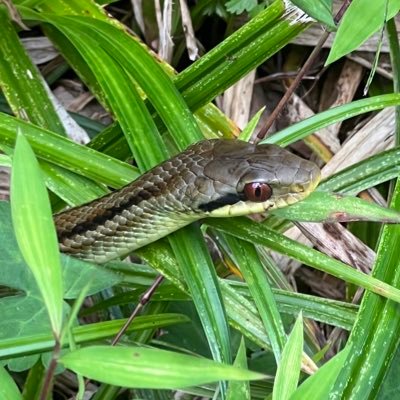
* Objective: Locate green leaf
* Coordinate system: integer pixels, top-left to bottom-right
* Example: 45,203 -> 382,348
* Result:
272,191 -> 400,223
0,314 -> 190,361
273,313 -> 303,400
0,112 -> 138,189
207,217 -> 400,303
0,366 -> 22,400
226,0 -> 258,14
319,147 -> 400,195
326,0 -> 400,65
0,5 -> 65,134
0,201 -> 122,370
291,0 -> 335,29
332,178 -> 400,397
238,106 -> 265,142
262,94 -> 400,147
10,133 -> 63,335
227,338 -> 250,400
290,346 -> 351,399
224,235 -> 286,361
170,228 -> 232,365
60,346 -> 265,389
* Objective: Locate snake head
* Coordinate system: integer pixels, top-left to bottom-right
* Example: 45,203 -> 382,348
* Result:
193,140 -> 320,217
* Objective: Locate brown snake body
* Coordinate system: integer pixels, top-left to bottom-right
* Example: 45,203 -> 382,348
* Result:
55,139 -> 320,263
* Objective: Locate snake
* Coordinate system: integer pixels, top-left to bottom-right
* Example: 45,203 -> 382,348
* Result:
55,139 -> 320,263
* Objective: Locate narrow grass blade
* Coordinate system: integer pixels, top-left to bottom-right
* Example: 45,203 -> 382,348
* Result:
170,228 -> 232,365
207,217 -> 400,303
238,106 -> 265,141
224,235 -> 286,361
332,179 -> 400,397
0,113 -> 138,188
319,147 -> 400,195
262,94 -> 400,147
227,338 -> 250,400
11,133 -> 63,335
0,314 -> 189,360
291,346 -> 351,400
273,313 -> 303,400
272,191 -> 400,223
0,5 -> 64,134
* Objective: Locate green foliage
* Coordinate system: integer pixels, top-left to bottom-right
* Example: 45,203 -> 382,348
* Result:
0,0 -> 399,398
226,0 -> 258,14
327,0 -> 400,64
292,0 -> 335,29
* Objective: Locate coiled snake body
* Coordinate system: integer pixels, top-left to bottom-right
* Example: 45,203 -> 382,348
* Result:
55,139 -> 320,263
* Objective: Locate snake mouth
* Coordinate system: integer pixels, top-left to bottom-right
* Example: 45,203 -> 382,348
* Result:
273,165 -> 321,208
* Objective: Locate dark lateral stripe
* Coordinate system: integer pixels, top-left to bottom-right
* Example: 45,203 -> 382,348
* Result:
198,193 -> 242,212
57,189 -> 155,241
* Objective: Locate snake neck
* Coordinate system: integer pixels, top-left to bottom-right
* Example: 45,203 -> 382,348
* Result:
55,146 -> 211,263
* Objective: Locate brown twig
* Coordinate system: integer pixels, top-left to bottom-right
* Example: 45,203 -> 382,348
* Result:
111,274 -> 165,345
255,0 -> 352,143
40,336 -> 61,400
80,274 -> 165,396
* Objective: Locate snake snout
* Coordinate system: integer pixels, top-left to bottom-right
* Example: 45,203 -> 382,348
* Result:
298,160 -> 321,195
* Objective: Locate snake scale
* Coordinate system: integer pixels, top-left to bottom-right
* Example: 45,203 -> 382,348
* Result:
55,139 -> 320,263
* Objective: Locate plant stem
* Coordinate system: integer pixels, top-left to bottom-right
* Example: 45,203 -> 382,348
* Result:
39,336 -> 61,400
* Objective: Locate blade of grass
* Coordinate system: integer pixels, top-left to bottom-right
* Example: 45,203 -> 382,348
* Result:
227,337 -> 250,400
0,314 -> 189,360
207,217 -> 400,303
223,235 -> 286,361
272,313 -> 303,400
262,94 -> 400,147
0,5 -> 64,134
291,347 -> 351,400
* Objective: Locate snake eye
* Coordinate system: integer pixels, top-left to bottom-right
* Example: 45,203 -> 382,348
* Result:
243,182 -> 272,202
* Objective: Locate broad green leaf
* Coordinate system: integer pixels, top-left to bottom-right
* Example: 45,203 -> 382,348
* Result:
0,366 -> 22,400
326,0 -> 400,65
272,191 -> 400,223
10,133 -> 63,334
291,0 -> 335,29
273,313 -> 303,400
290,346 -> 351,399
60,346 -> 265,389
227,338 -> 250,400
0,201 -> 121,370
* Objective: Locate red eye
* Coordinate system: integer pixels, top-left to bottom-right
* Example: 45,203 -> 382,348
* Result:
243,183 -> 272,202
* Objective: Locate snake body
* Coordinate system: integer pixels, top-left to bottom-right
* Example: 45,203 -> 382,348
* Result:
55,139 -> 320,263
